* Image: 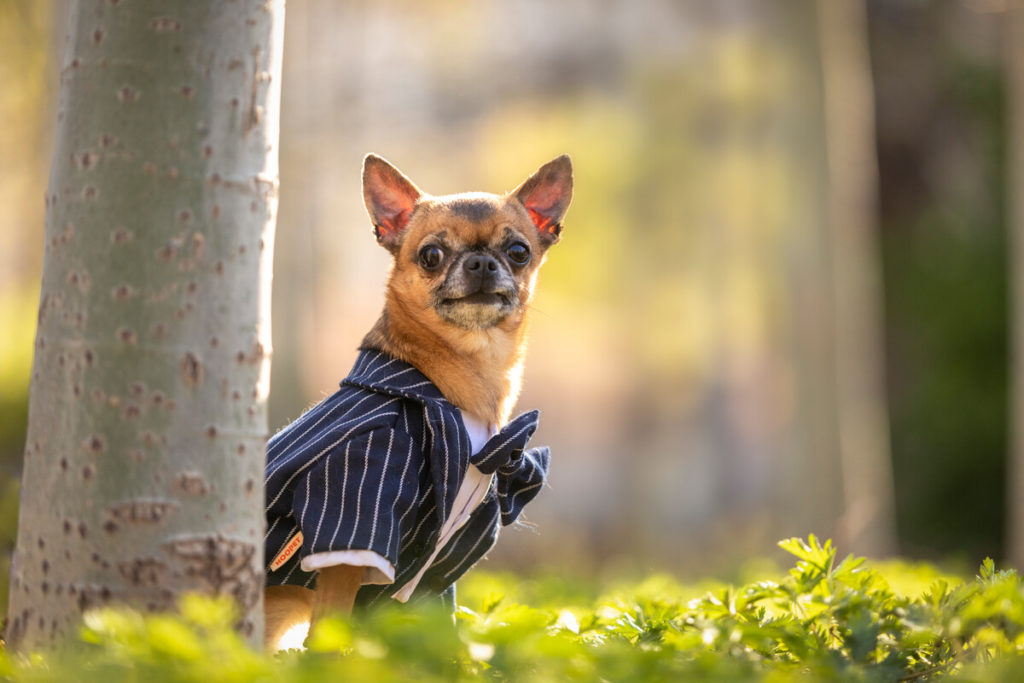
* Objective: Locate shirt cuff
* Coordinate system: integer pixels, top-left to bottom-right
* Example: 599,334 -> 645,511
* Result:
300,550 -> 396,585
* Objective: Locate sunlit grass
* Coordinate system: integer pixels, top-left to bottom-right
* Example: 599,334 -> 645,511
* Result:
7,541 -> 1024,681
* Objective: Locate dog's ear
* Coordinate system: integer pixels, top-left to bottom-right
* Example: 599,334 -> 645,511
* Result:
363,154 -> 423,250
512,154 -> 573,247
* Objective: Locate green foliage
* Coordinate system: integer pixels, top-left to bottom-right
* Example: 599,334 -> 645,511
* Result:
5,537 -> 1024,681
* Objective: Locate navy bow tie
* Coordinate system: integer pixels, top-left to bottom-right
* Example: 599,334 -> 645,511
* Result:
469,410 -> 550,526
470,410 -> 540,473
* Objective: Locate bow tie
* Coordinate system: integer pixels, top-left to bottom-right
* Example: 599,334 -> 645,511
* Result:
468,410 -> 550,526
470,410 -> 540,474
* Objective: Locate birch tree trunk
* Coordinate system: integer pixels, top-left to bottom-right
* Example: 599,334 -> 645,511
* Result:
7,0 -> 284,650
817,0 -> 897,556
1008,0 -> 1024,569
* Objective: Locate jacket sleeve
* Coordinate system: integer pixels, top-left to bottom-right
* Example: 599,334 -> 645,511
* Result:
291,426 -> 420,568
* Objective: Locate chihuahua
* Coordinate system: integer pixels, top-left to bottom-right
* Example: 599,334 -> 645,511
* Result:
263,154 -> 572,649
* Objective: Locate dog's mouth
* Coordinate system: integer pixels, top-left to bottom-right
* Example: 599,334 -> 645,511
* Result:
442,292 -> 511,307
435,289 -> 516,329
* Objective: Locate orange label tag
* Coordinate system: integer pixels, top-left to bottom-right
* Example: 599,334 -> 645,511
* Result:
270,530 -> 303,571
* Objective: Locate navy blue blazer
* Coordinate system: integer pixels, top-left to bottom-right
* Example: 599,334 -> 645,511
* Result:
264,349 -> 550,605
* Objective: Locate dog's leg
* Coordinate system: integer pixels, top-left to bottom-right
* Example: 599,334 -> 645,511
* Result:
264,585 -> 313,651
264,565 -> 364,650
310,564 -> 364,629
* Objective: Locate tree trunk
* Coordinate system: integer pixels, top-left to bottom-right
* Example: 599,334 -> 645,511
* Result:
1008,0 -> 1024,569
817,0 -> 897,556
7,0 -> 284,650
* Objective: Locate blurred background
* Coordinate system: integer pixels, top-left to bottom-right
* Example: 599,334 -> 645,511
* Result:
1,0 -> 1021,585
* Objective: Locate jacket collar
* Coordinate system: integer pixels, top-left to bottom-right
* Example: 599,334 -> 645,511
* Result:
342,348 -> 448,404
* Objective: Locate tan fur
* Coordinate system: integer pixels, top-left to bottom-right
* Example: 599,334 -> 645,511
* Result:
264,155 -> 571,650
265,564 -> 364,650
264,585 -> 312,650
362,195 -> 545,425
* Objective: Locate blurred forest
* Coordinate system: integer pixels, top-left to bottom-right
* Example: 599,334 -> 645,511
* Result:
0,0 -> 1020,594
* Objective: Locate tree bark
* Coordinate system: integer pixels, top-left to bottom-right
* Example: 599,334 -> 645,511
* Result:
1008,0 -> 1024,569
7,0 -> 284,650
816,0 -> 897,556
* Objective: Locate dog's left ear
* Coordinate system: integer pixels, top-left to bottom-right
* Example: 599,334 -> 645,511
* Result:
512,154 -> 573,247
363,154 -> 424,251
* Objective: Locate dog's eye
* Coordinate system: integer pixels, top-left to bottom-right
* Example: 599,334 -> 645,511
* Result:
418,245 -> 444,271
505,242 -> 531,266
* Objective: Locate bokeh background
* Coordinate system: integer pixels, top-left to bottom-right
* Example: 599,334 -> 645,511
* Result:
1,0 -> 1020,590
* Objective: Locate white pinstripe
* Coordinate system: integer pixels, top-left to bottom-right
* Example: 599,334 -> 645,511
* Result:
267,404 -> 321,453
385,437 -> 415,556
347,430 -> 374,547
326,441 -> 352,550
264,515 -> 280,542
437,415 -> 450,521
364,356 -> 400,381
508,479 -> 543,511
374,366 -> 417,386
266,393 -> 396,477
397,461 -> 430,533
308,456 -> 331,550
267,392 -> 360,462
453,415 -> 463,461
479,421 -> 534,470
421,408 -> 443,524
350,350 -> 375,376
431,521 -> 468,570
368,429 -> 394,547
402,502 -> 436,547
265,406 -> 399,512
442,505 -> 499,582
434,502 -> 495,572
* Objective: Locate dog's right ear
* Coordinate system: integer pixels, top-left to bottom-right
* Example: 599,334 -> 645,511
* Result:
362,154 -> 423,251
512,154 -> 573,248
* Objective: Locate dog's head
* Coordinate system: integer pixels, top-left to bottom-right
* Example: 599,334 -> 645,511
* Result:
362,154 -> 572,332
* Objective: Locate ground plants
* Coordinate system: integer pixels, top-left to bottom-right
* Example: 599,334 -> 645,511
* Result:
2,536 -> 1023,681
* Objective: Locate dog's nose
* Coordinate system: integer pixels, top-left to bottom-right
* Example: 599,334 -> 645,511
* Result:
462,253 -> 500,291
464,253 -> 499,275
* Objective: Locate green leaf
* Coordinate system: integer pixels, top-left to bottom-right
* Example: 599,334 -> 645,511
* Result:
9,538 -> 1024,682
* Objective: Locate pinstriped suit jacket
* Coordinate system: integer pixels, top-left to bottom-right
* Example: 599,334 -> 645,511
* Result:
264,349 -> 550,606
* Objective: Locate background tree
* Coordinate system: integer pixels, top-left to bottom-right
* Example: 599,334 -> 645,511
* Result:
817,0 -> 896,555
0,0 -> 60,617
871,1 -> 1009,561
1008,0 -> 1024,569
6,0 -> 284,650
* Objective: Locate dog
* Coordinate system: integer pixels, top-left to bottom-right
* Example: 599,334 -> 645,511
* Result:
263,153 -> 572,649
